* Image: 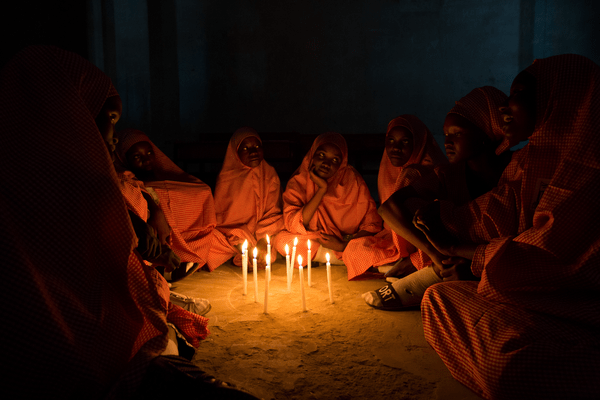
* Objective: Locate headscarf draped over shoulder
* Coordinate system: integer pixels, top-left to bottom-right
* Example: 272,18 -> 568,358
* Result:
448,86 -> 509,154
116,128 -> 202,183
284,132 -> 381,238
378,115 -> 447,203
214,127 -> 283,244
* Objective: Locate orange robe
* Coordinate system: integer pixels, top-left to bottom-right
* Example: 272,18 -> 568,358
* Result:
0,46 -> 168,398
347,115 -> 447,275
116,166 -> 209,348
116,129 -> 233,271
422,54 -> 600,399
213,127 -> 283,265
273,132 -> 383,279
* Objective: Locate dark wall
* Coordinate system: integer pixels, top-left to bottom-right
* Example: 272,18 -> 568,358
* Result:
1,1 -> 87,68
3,1 -> 599,156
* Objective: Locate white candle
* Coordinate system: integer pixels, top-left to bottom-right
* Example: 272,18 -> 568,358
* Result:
264,254 -> 270,314
253,247 -> 258,302
307,239 -> 312,287
266,234 -> 271,282
242,240 -> 248,296
285,244 -> 291,291
298,254 -> 306,312
290,237 -> 298,283
326,252 -> 334,304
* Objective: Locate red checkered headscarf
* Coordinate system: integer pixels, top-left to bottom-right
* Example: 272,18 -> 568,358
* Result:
0,46 -> 166,397
116,128 -> 202,183
378,115 -> 447,204
448,86 -> 510,154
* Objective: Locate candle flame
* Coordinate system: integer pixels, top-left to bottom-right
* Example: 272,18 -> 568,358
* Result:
285,243 -> 289,255
293,237 -> 298,246
326,252 -> 330,262
266,234 -> 270,244
242,239 -> 248,252
307,239 -> 311,249
298,254 -> 303,266
253,247 -> 258,258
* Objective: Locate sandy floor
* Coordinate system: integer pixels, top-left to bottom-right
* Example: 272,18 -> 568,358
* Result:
172,259 -> 482,400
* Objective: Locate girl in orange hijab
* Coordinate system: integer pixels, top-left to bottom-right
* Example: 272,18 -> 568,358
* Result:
345,115 -> 447,279
273,132 -> 383,279
116,129 -> 233,272
213,127 -> 283,268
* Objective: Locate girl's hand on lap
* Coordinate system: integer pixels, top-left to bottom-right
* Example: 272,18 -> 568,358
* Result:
440,257 -> 474,281
413,200 -> 457,257
148,208 -> 172,245
317,232 -> 347,252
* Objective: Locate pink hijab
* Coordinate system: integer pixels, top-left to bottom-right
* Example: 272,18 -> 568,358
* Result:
116,129 -> 202,183
378,115 -> 447,204
283,132 -> 382,238
214,127 -> 283,245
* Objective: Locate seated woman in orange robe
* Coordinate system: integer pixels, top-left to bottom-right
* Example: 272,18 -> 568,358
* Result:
0,45 -> 225,398
273,132 -> 383,279
417,55 -> 600,399
116,129 -> 233,273
363,86 -> 510,310
213,127 -> 283,269
347,115 -> 447,279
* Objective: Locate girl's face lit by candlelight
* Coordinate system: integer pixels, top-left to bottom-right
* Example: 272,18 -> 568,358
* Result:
126,141 -> 156,180
311,143 -> 342,180
385,126 -> 413,167
443,113 -> 492,164
237,136 -> 264,168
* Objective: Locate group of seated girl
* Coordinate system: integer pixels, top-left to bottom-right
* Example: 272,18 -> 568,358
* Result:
8,44 -> 597,399
111,53 -> 600,399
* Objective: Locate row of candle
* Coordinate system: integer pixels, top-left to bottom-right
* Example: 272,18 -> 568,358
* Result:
241,235 -> 334,314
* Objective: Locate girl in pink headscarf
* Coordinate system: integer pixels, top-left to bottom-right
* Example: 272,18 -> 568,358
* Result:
343,115 -> 447,279
116,129 -> 233,273
212,127 -> 283,268
273,132 -> 383,279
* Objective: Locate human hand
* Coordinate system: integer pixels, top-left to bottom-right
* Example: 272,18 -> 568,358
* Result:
148,208 -> 171,245
317,232 -> 347,252
413,200 -> 457,257
309,165 -> 328,191
439,257 -> 473,281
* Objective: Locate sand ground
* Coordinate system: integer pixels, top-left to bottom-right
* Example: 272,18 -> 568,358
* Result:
172,259 -> 483,400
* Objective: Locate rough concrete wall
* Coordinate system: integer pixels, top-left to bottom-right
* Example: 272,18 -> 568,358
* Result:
88,0 -> 599,152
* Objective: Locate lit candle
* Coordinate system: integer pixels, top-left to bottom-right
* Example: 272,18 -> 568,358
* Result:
290,237 -> 298,284
264,254 -> 270,314
242,240 -> 248,296
266,234 -> 271,282
326,252 -> 333,304
298,254 -> 306,312
307,239 -> 312,287
285,244 -> 291,291
253,247 -> 258,302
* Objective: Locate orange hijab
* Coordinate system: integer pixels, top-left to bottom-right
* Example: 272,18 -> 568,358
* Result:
116,129 -> 202,183
214,127 -> 283,245
377,115 -> 447,204
284,132 -> 382,238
